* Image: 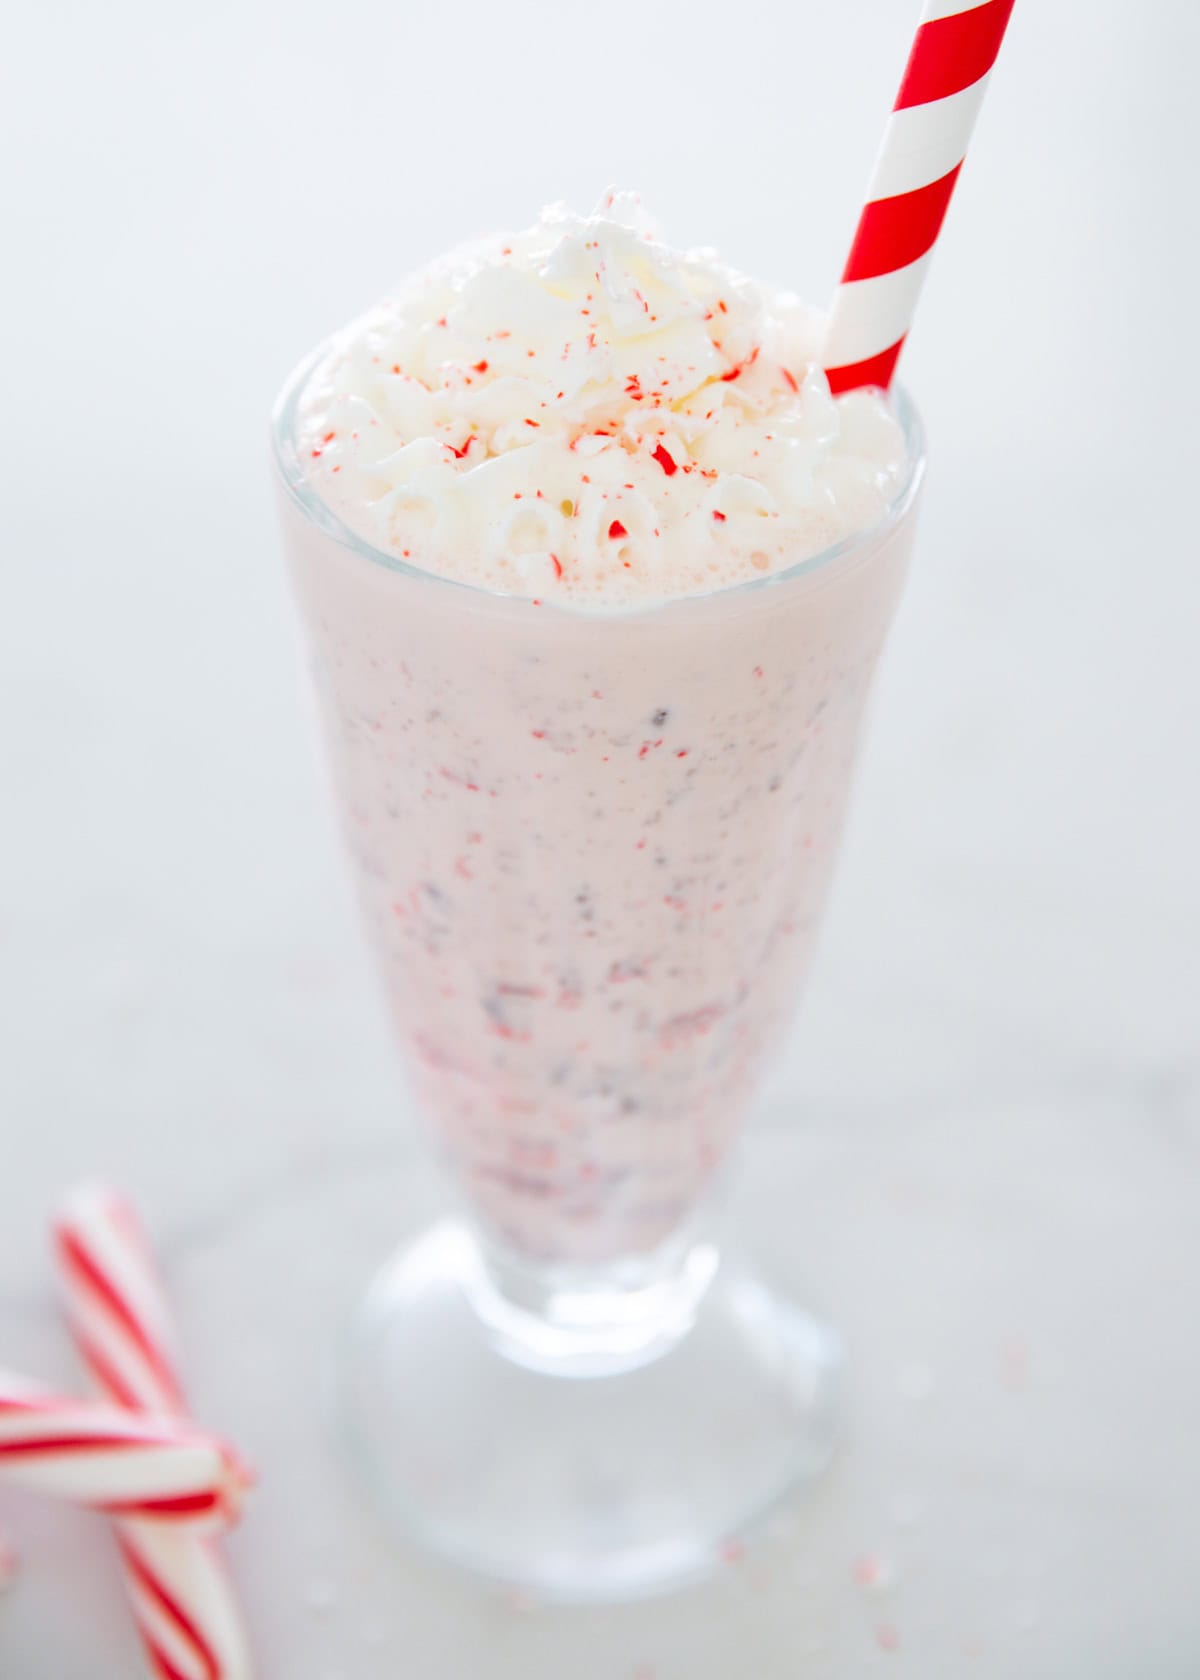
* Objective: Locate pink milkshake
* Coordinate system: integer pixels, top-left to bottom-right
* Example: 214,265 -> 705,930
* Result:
274,192 -> 922,1593
279,462 -> 915,1267
278,193 -> 918,1267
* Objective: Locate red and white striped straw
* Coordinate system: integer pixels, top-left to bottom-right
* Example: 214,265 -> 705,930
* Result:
0,1375 -> 247,1526
54,1187 -> 254,1680
822,0 -> 1016,394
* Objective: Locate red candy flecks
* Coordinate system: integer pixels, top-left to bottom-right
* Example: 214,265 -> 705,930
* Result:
651,442 -> 678,476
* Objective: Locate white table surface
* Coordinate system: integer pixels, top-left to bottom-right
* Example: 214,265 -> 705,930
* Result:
2,0 -> 1198,1673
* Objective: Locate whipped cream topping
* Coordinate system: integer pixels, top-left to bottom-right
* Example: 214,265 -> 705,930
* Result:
297,191 -> 908,605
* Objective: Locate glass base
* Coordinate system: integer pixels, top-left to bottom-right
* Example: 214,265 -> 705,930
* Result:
336,1220 -> 843,1601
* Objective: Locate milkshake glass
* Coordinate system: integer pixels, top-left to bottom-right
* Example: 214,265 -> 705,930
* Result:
273,200 -> 924,1597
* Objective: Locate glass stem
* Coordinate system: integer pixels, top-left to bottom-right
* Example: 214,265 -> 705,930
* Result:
461,1219 -> 725,1379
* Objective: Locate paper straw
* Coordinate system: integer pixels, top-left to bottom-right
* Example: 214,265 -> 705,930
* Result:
822,0 -> 1016,393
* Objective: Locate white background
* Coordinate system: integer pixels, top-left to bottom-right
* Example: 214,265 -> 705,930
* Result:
1,1 -> 1198,1675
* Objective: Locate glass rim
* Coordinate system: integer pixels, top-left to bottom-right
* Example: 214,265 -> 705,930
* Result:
271,337 -> 926,614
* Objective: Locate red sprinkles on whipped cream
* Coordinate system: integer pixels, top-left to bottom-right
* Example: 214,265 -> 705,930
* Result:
299,190 -> 906,605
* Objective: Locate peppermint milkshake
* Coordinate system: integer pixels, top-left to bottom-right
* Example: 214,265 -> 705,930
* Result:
276,193 -> 921,1266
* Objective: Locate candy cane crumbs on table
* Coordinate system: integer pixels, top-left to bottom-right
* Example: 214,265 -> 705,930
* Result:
852,1552 -> 896,1591
0,1374 -> 248,1526
822,0 -> 1016,393
54,1186 -> 255,1680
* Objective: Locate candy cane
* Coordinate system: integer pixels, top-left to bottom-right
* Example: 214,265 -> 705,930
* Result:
54,1188 -> 254,1680
0,1375 -> 247,1526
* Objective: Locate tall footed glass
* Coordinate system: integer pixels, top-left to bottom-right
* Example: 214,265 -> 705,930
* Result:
274,351 -> 923,1599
